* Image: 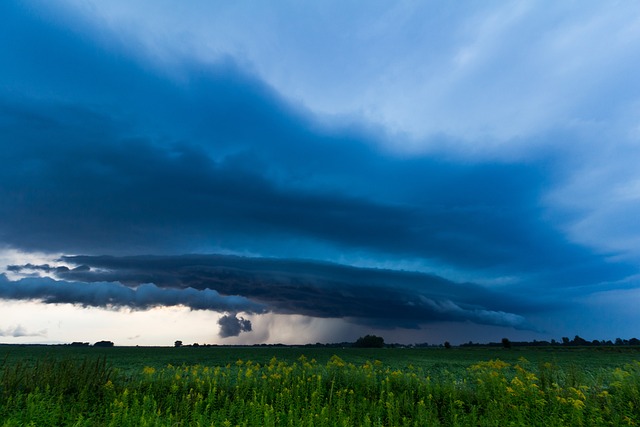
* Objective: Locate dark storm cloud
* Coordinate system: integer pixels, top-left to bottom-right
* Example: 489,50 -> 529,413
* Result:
218,313 -> 252,338
0,0 -> 635,293
0,273 -> 265,313
8,254 -> 537,330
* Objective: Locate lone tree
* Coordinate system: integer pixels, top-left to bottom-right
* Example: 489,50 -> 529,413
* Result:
174,340 -> 183,348
572,335 -> 588,346
354,335 -> 385,348
444,341 -> 451,349
93,340 -> 114,348
501,338 -> 512,349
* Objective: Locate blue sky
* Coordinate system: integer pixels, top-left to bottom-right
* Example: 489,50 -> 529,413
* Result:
1,1 -> 640,345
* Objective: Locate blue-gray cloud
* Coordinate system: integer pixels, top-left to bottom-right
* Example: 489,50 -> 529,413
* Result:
0,0 -> 637,331
0,273 -> 265,314
218,313 -> 252,338
7,255 -> 533,331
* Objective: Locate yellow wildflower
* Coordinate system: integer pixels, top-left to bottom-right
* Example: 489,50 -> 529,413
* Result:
571,398 -> 585,410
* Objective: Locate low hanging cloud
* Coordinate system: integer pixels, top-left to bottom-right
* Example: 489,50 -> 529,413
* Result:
218,313 -> 253,338
0,324 -> 47,338
0,273 -> 265,313
8,254 -> 534,331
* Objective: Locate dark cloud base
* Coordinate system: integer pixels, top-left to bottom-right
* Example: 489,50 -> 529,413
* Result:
0,272 -> 265,314
10,254 -> 533,331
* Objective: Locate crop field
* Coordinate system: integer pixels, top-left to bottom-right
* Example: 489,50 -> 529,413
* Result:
0,346 -> 639,426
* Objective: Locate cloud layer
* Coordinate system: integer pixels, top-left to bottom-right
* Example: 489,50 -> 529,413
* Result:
2,1 -> 640,342
1,1 -> 635,291
9,255 -> 533,332
0,273 -> 264,314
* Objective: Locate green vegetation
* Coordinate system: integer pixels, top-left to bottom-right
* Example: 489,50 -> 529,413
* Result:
0,346 -> 638,426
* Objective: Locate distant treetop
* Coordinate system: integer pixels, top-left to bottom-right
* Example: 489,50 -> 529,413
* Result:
354,335 -> 385,348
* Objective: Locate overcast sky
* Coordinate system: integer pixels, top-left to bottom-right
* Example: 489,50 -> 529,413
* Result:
2,1 -> 640,346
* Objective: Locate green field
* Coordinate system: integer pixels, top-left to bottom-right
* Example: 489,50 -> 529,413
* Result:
1,345 -> 639,426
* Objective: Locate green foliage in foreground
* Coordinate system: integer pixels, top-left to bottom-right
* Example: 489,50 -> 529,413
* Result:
1,351 -> 639,426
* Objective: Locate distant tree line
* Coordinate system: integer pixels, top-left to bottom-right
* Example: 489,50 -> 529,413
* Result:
353,335 -> 385,348
61,334 -> 639,349
66,340 -> 114,347
460,335 -> 640,348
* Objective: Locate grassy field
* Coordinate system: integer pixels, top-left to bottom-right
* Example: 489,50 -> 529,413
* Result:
1,345 -> 639,425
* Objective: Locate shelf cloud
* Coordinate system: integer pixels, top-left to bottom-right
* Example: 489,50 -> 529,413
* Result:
8,255 -> 533,333
2,0 -> 640,343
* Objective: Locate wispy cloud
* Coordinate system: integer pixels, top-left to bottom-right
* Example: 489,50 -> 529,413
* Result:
0,324 -> 47,338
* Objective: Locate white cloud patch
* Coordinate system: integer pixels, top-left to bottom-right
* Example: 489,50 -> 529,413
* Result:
0,247 -> 62,280
0,324 -> 47,337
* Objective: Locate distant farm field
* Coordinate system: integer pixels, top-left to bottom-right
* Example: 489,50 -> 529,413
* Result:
1,345 -> 639,426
